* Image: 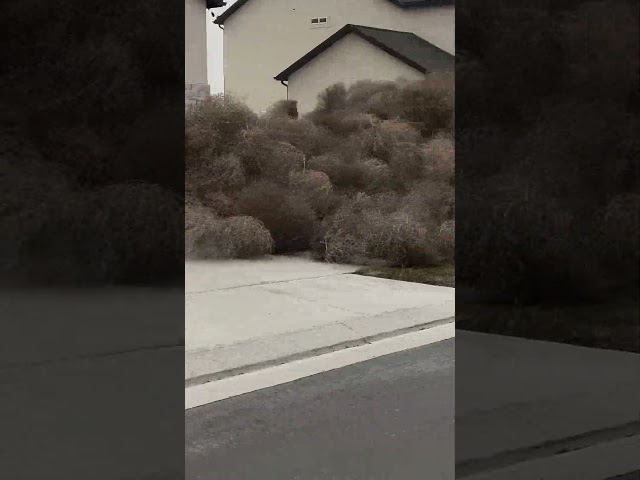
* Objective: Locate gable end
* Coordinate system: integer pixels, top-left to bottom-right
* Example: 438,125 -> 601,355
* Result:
274,24 -> 454,81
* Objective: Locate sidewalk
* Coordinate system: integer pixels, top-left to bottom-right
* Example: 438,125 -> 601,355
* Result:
456,331 -> 640,479
185,256 -> 455,386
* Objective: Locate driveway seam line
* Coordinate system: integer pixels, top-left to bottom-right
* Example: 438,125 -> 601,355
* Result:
186,272 -> 358,295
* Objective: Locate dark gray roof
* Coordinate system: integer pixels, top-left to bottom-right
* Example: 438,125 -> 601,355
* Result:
274,24 -> 454,81
389,0 -> 453,6
205,0 -> 227,8
215,0 -> 454,25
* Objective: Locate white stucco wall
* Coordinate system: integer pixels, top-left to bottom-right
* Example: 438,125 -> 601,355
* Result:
288,33 -> 425,114
185,0 -> 209,86
223,0 -> 454,113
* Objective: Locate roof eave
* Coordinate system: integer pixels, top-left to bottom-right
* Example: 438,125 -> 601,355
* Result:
274,25 -> 438,82
218,0 -> 454,25
355,30 -> 428,74
213,0 -> 249,24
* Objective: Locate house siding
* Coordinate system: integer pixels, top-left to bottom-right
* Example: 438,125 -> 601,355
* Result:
186,0 -> 210,104
223,0 -> 454,112
288,33 -> 425,113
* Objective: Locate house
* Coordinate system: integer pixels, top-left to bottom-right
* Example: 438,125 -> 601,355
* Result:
215,0 -> 454,113
276,24 -> 454,113
185,0 -> 227,104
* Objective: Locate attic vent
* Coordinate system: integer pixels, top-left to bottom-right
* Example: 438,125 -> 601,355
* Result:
310,17 -> 330,27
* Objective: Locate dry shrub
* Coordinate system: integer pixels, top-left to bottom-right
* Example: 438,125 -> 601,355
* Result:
456,174 -> 595,300
346,191 -> 404,214
85,183 -> 183,282
189,215 -> 274,260
309,82 -> 393,134
368,211 -> 443,267
315,83 -> 348,113
361,78 -> 455,131
398,81 -> 454,135
361,158 -> 394,192
237,181 -> 316,252
356,120 -> 421,162
338,113 -> 377,133
308,83 -> 372,134
185,200 -> 217,258
115,105 -> 186,195
1,155 -> 77,283
12,182 -> 183,285
309,111 -> 376,136
456,126 -> 514,178
186,199 -> 273,260
347,80 -> 400,110
289,170 -> 341,219
440,219 -> 455,241
200,191 -> 236,217
388,142 -> 427,187
180,80 -> 456,267
422,72 -> 455,91
421,134 -> 455,184
289,170 -> 333,193
185,152 -> 246,198
307,154 -> 369,191
234,130 -> 304,182
364,89 -> 404,120
185,94 -> 258,168
185,200 -> 215,233
185,193 -> 202,208
265,99 -> 299,119
360,79 -> 455,134
1,155 -> 72,225
597,193 -> 640,268
403,180 -> 455,225
308,190 -> 344,220
380,120 -> 423,141
318,200 -> 443,267
259,116 -> 333,157
439,220 -> 455,258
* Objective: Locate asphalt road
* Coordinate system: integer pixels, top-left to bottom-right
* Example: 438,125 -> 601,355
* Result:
185,338 -> 454,480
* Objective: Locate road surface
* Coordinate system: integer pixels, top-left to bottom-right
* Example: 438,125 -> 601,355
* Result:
186,338 -> 454,480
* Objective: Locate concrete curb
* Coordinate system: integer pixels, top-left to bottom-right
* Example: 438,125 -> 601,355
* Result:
458,423 -> 640,480
185,315 -> 455,388
186,324 -> 455,409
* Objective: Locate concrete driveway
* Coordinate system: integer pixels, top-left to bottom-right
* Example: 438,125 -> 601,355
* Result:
185,256 -> 455,385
